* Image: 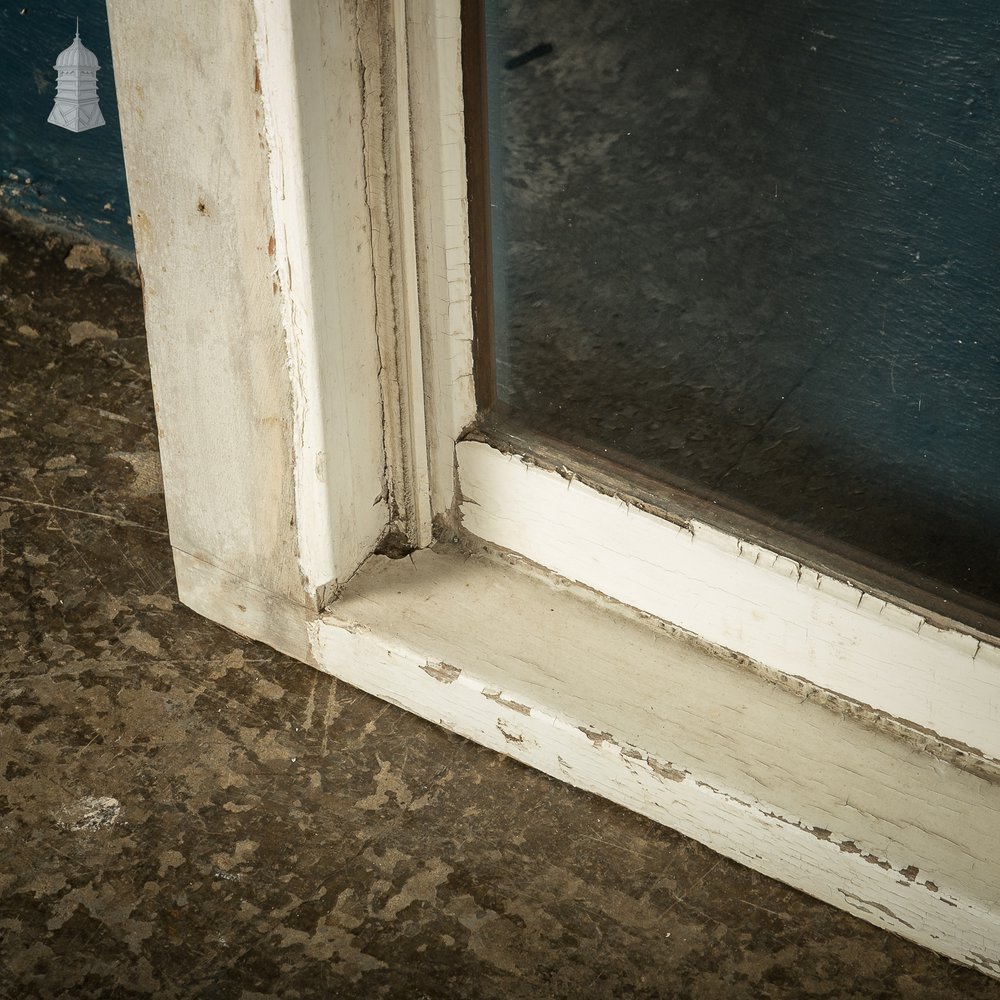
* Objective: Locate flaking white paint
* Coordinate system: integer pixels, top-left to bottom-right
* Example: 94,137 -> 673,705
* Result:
386,0 -> 435,545
253,0 -> 390,594
458,440 -> 1000,761
311,548 -> 1000,976
355,0 -> 435,547
405,0 -> 477,515
117,0 -> 1000,979
175,543 -> 1000,978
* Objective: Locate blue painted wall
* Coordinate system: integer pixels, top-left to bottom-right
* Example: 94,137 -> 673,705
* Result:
0,1 -> 133,254
488,0 -> 1000,604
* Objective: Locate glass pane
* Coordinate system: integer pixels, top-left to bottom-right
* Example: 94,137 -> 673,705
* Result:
485,0 -> 1000,606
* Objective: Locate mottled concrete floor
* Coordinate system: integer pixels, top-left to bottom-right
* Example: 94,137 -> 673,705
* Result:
2,212 -> 999,999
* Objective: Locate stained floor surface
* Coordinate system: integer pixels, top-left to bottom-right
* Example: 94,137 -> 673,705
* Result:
2,212 -> 999,998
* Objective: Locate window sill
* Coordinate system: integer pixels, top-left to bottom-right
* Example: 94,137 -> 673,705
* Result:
175,537 -> 1000,978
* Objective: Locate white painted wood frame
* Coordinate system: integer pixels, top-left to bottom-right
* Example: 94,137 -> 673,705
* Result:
107,0 -> 1000,979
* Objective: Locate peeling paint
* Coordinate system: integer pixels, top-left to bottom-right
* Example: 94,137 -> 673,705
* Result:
352,0 -> 400,540
761,817 -> 901,878
838,890 -> 914,930
329,620 -> 369,637
251,0 -> 389,600
483,691 -> 531,716
311,515 -> 1000,979
968,953 -> 1000,975
419,661 -> 460,685
458,439 -> 1000,764
646,756 -> 685,783
580,727 -> 616,747
863,854 -> 892,871
496,722 -> 523,745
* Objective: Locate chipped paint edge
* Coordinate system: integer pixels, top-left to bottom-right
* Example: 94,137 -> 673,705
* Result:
252,0 -> 391,597
458,439 -> 1000,762
404,0 -> 478,515
251,0 -> 335,596
305,611 -> 1000,980
173,547 -> 1000,980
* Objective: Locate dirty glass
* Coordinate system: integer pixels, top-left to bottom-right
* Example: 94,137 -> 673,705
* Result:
485,0 -> 1000,607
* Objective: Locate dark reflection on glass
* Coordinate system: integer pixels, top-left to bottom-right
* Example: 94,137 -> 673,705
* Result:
486,0 -> 1000,605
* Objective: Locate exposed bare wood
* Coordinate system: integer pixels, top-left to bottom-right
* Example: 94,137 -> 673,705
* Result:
111,2 -> 1000,980
458,439 -> 1000,762
252,0 -> 391,594
317,546 -> 1000,979
174,543 -> 1000,978
405,0 -> 478,517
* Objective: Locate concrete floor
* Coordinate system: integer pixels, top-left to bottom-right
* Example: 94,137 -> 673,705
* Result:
2,213 -> 1000,999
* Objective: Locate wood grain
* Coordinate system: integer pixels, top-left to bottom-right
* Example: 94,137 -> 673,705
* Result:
108,0 -> 306,605
252,0 -> 391,593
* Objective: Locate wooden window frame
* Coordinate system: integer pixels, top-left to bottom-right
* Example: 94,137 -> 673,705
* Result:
108,0 -> 1000,977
